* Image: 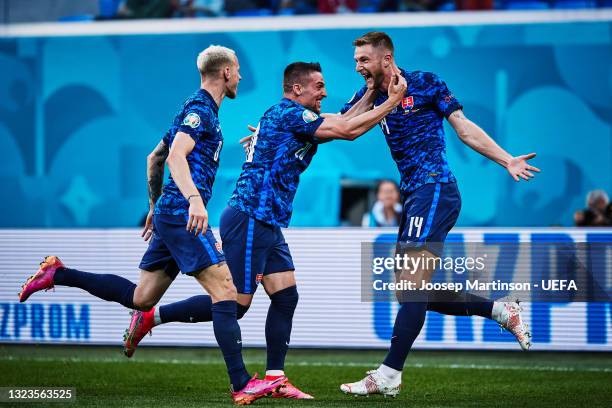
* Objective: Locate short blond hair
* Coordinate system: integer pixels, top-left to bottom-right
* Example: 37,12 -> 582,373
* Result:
197,45 -> 236,76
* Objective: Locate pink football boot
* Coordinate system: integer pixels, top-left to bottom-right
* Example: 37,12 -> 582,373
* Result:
18,256 -> 64,302
271,379 -> 314,399
231,374 -> 285,405
123,308 -> 155,358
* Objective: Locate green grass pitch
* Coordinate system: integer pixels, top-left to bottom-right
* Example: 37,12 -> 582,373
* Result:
0,345 -> 610,407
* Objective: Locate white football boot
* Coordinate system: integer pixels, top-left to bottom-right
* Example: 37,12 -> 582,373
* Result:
493,301 -> 532,350
340,369 -> 401,397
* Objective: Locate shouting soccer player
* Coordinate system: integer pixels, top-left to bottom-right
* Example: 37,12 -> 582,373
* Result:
123,61 -> 407,399
338,32 -> 540,398
18,45 -> 283,405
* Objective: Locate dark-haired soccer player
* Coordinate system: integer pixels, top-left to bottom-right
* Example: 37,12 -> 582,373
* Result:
18,45 -> 282,405
338,31 -> 540,397
123,61 -> 406,399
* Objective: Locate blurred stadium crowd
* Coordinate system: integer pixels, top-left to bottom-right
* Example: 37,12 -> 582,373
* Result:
574,190 -> 612,227
2,0 -> 611,23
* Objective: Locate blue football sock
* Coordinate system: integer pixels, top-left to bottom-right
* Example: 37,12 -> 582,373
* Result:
159,295 -> 212,323
265,286 -> 298,371
211,300 -> 251,391
427,293 -> 493,319
159,296 -> 249,324
54,267 -> 135,309
382,301 -> 428,371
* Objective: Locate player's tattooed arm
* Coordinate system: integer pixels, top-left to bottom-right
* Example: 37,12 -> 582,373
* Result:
142,139 -> 169,241
147,140 -> 169,208
448,109 -> 540,181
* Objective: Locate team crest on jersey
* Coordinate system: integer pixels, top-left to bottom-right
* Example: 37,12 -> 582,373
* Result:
215,242 -> 223,254
183,112 -> 201,128
302,109 -> 318,123
401,96 -> 414,110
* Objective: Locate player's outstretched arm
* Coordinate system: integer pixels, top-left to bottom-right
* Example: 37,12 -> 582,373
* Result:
166,132 -> 209,236
143,140 -> 169,241
338,89 -> 377,120
448,109 -> 541,182
315,74 -> 406,141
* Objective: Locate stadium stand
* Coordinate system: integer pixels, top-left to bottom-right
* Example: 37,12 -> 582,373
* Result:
0,0 -> 610,23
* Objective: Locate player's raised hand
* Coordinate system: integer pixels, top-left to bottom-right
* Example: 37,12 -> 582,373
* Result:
187,195 -> 208,236
388,73 -> 407,103
506,153 -> 541,181
141,209 -> 154,242
239,125 -> 256,154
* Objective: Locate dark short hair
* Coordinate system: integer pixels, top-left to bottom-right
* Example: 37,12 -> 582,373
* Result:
353,31 -> 394,54
283,62 -> 322,93
376,179 -> 399,195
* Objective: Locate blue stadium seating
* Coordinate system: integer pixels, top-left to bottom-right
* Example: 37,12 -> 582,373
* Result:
99,0 -> 122,18
230,9 -> 274,17
553,0 -> 596,8
504,1 -> 550,9
438,2 -> 457,11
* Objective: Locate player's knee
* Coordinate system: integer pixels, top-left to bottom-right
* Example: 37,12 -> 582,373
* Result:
270,285 -> 299,312
132,295 -> 156,311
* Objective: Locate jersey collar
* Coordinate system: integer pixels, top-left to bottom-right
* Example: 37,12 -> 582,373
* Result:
198,88 -> 219,115
281,97 -> 306,110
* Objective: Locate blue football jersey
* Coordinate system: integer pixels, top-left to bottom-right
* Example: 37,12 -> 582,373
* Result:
155,89 -> 223,216
342,69 -> 462,195
228,98 -> 324,227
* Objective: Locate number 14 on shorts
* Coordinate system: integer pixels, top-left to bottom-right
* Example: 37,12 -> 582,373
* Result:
407,216 -> 423,238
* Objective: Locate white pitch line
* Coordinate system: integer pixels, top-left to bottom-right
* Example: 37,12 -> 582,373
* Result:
1,355 -> 610,373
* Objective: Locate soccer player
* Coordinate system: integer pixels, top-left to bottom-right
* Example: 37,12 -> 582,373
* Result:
122,61 -> 407,399
338,32 -> 540,397
18,45 -> 283,405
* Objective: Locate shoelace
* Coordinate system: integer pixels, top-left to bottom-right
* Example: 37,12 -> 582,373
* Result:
363,370 -> 401,394
19,260 -> 55,295
363,371 -> 380,393
498,301 -> 531,339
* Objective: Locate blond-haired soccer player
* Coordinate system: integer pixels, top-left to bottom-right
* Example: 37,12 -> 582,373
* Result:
19,45 -> 282,405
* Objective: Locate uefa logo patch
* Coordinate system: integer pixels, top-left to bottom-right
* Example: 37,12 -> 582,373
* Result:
256,274 -> 263,285
183,112 -> 201,128
302,109 -> 318,123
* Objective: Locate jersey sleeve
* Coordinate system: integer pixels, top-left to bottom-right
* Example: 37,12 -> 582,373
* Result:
177,104 -> 215,141
339,86 -> 368,114
429,73 -> 462,118
282,105 -> 325,144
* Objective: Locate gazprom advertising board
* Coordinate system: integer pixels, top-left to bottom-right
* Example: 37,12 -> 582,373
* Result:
0,228 -> 610,351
